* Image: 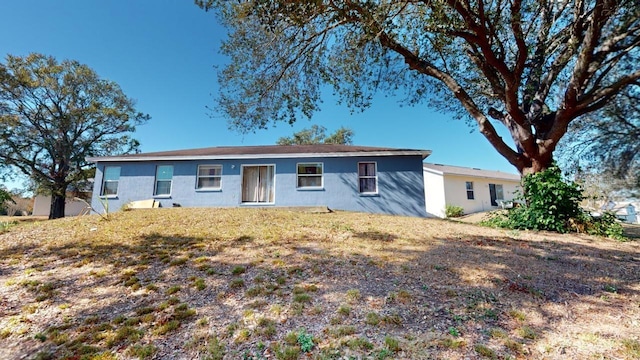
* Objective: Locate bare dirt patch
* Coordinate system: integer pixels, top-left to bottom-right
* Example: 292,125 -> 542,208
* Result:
1,208 -> 638,359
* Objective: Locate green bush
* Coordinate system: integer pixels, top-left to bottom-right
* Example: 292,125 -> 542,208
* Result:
582,212 -> 625,240
445,204 -> 464,218
481,166 -> 625,239
509,166 -> 583,232
0,188 -> 15,215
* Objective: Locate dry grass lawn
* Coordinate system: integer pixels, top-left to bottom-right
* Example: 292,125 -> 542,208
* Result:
0,208 -> 639,360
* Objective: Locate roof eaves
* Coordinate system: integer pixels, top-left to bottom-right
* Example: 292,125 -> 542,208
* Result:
87,150 -> 431,163
423,163 -> 520,181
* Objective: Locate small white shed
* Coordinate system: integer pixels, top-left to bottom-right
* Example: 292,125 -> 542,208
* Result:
423,163 -> 521,218
32,194 -> 91,217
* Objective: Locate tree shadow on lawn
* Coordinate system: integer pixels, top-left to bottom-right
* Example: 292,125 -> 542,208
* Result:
2,227 -> 639,359
0,232 -> 260,359
286,233 -> 639,357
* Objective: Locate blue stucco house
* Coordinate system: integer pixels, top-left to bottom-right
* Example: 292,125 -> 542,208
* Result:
87,144 -> 431,217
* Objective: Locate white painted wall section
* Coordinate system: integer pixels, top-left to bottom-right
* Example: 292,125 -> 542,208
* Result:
424,169 -> 446,217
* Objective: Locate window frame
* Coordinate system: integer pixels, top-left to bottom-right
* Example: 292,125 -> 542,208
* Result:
466,181 -> 475,200
489,183 -> 504,206
100,166 -> 120,198
240,164 -> 276,205
153,165 -> 174,197
358,161 -> 378,195
296,162 -> 324,190
495,184 -> 504,200
196,164 -> 222,191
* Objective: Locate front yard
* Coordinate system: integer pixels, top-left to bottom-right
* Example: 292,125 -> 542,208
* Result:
0,208 -> 638,359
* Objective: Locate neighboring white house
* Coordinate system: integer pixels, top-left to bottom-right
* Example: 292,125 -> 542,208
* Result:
32,193 -> 91,217
423,163 -> 521,218
598,201 -> 639,224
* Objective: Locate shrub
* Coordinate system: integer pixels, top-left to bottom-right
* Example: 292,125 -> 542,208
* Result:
582,211 -> 625,240
481,166 -> 625,238
445,204 -> 464,218
0,188 -> 15,215
509,166 -> 583,232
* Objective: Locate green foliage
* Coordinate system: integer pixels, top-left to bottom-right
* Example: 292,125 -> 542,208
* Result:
582,212 -> 625,240
0,53 -> 149,219
204,336 -> 226,360
510,166 -> 583,233
474,344 -> 497,359
196,1 -> 640,176
276,125 -> 354,145
0,220 -> 16,233
448,326 -> 460,337
445,204 -> 464,218
0,187 -> 14,214
297,329 -> 314,352
482,166 -> 625,239
384,336 -> 401,352
559,87 -> 640,186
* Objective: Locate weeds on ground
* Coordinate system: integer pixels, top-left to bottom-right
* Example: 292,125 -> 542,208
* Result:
0,221 -> 17,233
474,344 -> 497,359
1,207 -> 638,359
346,289 -> 361,303
337,304 -> 351,316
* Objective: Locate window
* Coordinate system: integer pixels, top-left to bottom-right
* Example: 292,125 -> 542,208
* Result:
241,165 -> 275,203
297,163 -> 323,189
154,165 -> 173,196
489,183 -> 504,206
466,181 -> 474,200
197,165 -> 222,190
358,162 -> 377,194
100,166 -> 120,197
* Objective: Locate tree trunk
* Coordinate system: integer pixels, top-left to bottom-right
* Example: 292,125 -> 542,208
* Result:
49,184 -> 67,220
519,158 -> 552,177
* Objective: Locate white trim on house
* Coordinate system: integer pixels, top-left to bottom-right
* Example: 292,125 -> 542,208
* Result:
358,161 -> 378,195
87,150 -> 431,163
296,162 -> 324,190
195,164 -> 223,191
423,163 -> 521,181
153,165 -> 174,198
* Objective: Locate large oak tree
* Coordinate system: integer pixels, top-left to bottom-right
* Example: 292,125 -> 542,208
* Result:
197,0 -> 640,175
0,53 -> 149,219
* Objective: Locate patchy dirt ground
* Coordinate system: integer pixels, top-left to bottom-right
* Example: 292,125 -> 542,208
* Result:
0,208 -> 639,360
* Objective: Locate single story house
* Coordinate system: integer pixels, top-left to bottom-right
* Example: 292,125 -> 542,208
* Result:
423,163 -> 521,218
87,144 -> 431,217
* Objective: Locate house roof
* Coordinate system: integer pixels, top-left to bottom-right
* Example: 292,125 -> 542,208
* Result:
87,144 -> 432,162
423,163 -> 521,181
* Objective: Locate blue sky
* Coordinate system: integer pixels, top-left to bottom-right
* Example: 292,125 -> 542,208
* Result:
0,0 -> 519,190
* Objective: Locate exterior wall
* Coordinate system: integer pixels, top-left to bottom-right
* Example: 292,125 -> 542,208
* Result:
423,170 -> 446,218
32,195 -> 89,217
442,174 -> 520,215
91,155 -> 427,217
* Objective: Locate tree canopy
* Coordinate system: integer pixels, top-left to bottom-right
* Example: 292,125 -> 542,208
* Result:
559,85 -> 639,186
197,0 -> 640,175
276,125 -> 354,145
0,53 -> 149,219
